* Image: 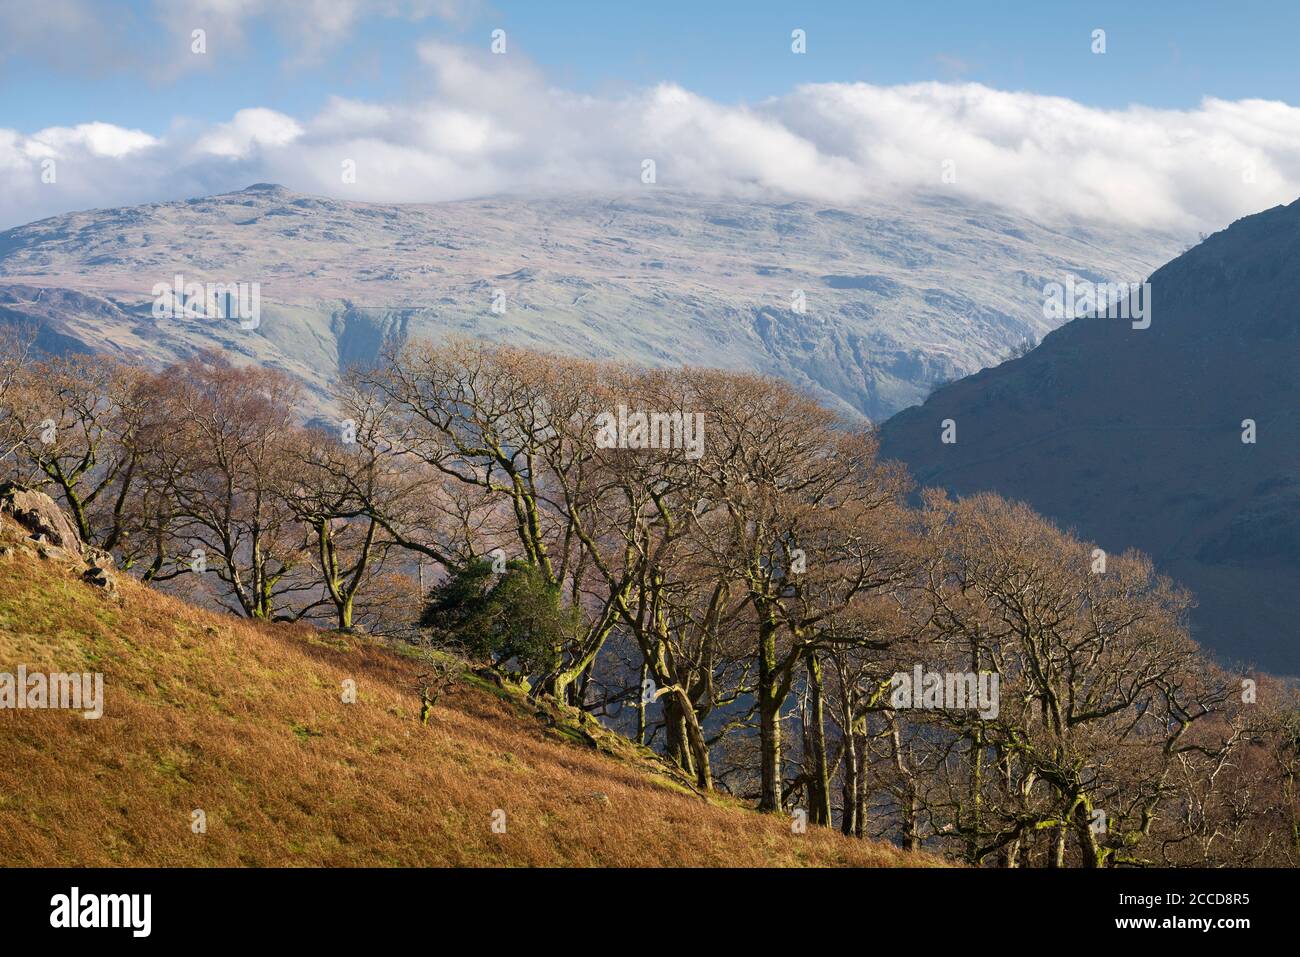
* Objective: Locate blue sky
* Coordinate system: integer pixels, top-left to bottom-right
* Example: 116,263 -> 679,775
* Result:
3,0 -> 1297,134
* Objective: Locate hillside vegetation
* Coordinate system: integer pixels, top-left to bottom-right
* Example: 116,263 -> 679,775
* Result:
0,514 -> 932,867
2,338 -> 1294,868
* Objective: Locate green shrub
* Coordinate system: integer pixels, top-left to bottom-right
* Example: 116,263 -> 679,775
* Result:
420,557 -> 576,678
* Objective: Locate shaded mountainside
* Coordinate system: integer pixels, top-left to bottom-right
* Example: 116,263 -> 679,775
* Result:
0,511 -> 935,867
880,199 -> 1300,675
0,185 -> 1183,421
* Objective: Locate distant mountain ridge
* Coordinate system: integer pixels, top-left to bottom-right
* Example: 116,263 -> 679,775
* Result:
0,185 -> 1185,421
880,198 -> 1300,674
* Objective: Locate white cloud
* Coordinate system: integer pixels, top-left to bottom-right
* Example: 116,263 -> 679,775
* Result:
26,123 -> 158,159
194,109 -> 304,158
3,43 -> 1300,231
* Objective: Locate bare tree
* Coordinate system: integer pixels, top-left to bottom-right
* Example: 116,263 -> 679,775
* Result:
151,353 -> 308,619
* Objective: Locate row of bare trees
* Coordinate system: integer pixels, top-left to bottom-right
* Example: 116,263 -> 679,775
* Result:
0,342 -> 410,627
2,330 -> 1297,866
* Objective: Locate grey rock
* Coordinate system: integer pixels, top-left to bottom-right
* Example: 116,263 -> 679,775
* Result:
0,483 -> 83,553
82,565 -> 118,595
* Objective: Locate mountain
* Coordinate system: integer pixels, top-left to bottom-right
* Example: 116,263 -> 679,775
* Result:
880,199 -> 1300,675
0,185 -> 1184,421
0,501 -> 935,867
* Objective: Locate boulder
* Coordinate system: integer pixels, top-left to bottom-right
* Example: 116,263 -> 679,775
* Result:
1,483 -> 118,595
83,564 -> 118,596
85,546 -> 116,570
0,483 -> 83,553
36,540 -> 78,563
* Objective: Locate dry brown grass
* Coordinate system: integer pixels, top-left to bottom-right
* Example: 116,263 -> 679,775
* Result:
0,520 -> 940,867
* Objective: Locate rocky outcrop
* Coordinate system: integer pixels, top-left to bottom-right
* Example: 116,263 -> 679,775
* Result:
0,482 -> 117,595
0,481 -> 83,552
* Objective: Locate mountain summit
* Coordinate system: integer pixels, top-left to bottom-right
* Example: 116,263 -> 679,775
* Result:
239,183 -> 292,194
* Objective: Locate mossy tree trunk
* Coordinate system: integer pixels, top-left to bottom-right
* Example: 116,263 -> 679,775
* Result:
803,650 -> 832,827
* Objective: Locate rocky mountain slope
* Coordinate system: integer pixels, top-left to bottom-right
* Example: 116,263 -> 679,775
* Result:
880,199 -> 1300,675
0,185 -> 1184,421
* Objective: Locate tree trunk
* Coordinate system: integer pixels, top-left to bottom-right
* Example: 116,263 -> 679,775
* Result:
841,727 -> 860,837
758,625 -> 783,812
803,650 -> 831,827
635,663 -> 648,746
677,691 -> 713,792
842,722 -> 863,837
1075,798 -> 1103,868
664,696 -> 694,776
889,715 -> 921,851
1050,825 -> 1067,868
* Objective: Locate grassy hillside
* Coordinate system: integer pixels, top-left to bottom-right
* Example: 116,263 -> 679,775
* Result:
0,515 -> 935,867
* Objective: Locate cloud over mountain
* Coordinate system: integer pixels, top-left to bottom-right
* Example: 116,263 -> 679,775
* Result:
3,38 -> 1299,230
